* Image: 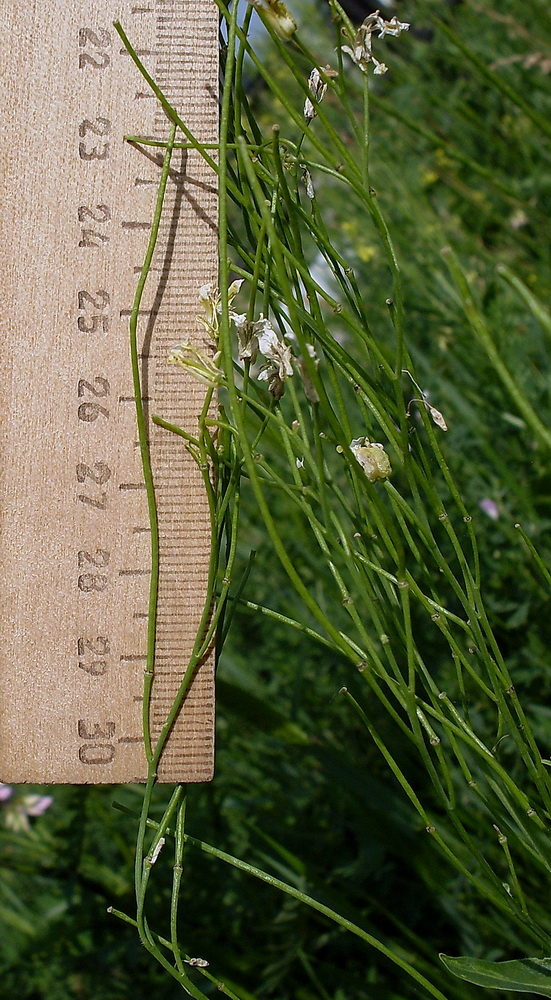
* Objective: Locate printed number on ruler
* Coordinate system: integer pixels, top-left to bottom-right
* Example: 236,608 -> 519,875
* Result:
77,23 -> 116,767
78,204 -> 112,249
79,27 -> 111,71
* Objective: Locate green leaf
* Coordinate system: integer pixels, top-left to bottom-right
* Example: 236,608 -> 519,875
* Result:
440,953 -> 551,996
0,902 -> 37,937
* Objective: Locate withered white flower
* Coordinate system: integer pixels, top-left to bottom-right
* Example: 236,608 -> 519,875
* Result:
427,404 -> 448,432
169,340 -> 222,387
402,369 -> 447,432
256,319 -> 295,399
258,366 -> 286,400
406,395 -> 448,431
229,311 -> 257,363
258,323 -> 294,378
341,10 -> 409,75
304,68 -> 328,120
349,437 -> 392,482
149,837 -> 165,865
246,0 -> 297,41
303,169 -> 315,199
378,15 -> 410,38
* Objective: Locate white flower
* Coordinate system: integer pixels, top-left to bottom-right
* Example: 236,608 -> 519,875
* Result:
230,312 -> 259,363
199,279 -> 244,337
171,281 -> 246,385
349,437 -> 392,482
341,10 -> 409,75
198,282 -> 219,332
257,322 -> 294,379
2,789 -> 53,833
255,319 -> 295,399
230,311 -> 248,332
378,15 -> 410,38
228,278 -> 245,301
233,313 -> 295,370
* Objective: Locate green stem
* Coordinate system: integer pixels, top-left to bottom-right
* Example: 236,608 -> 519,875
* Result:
114,22 -> 219,175
171,794 -> 187,976
118,804 -> 451,1000
129,123 -> 176,761
443,246 -> 551,451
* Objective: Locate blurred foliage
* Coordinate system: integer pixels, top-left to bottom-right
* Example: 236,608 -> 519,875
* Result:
4,0 -> 551,996
240,0 -> 551,716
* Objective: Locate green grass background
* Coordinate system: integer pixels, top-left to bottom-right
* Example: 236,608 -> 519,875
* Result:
3,1 -> 551,996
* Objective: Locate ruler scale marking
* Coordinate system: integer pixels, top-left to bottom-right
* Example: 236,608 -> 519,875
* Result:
0,0 -> 217,783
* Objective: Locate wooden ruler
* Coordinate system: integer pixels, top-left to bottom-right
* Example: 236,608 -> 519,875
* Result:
0,0 -> 218,783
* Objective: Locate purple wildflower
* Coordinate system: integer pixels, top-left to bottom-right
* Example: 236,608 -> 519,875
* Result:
0,786 -> 53,833
479,498 -> 500,521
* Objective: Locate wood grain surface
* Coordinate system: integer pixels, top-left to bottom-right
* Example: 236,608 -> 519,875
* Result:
0,0 -> 218,783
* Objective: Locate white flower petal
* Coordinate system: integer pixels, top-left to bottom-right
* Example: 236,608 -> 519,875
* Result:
230,311 -> 248,330
199,282 -> 214,303
304,170 -> 315,199
304,97 -> 316,120
257,327 -> 282,358
228,278 -> 244,301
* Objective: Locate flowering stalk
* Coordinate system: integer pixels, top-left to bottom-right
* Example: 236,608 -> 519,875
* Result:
341,11 -> 410,76
113,2 -> 551,995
